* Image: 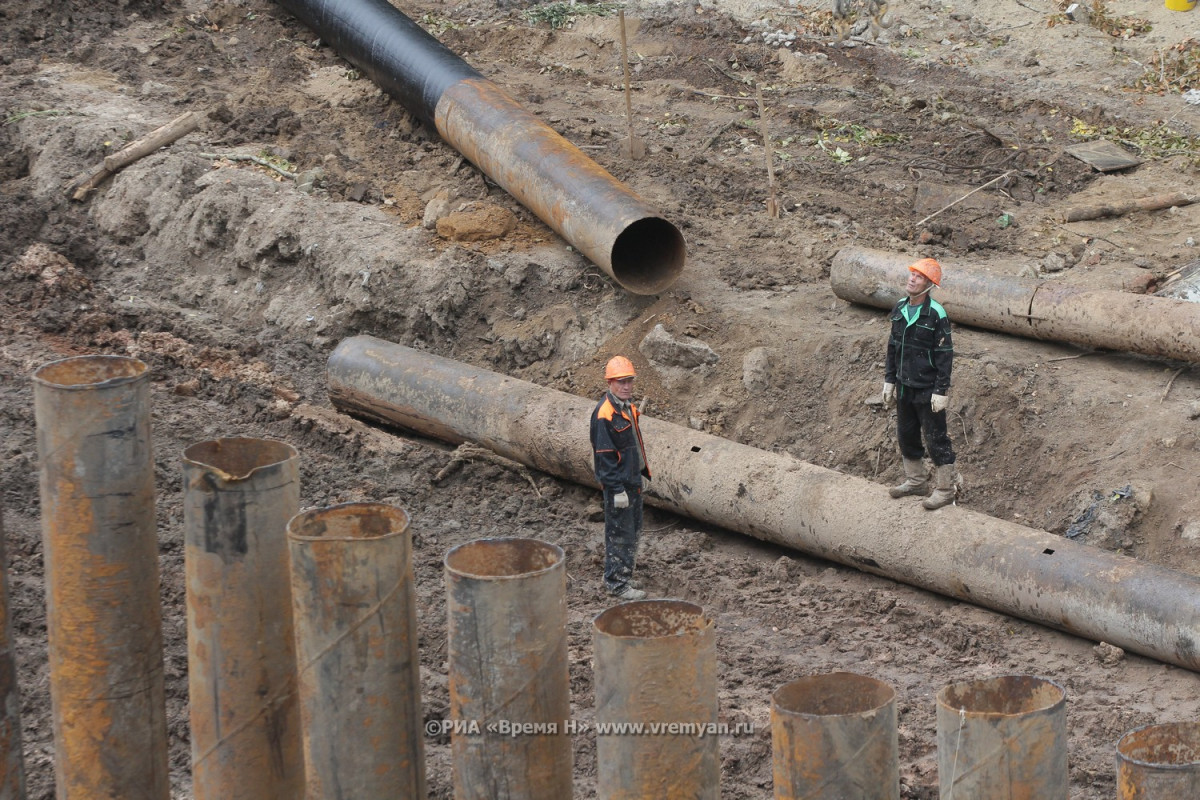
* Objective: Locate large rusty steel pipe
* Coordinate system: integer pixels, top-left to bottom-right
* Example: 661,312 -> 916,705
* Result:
182,438 -> 304,800
327,335 -> 1200,672
32,355 -> 169,800
1116,722 -> 1200,798
831,246 -> 1200,362
287,502 -> 425,799
936,675 -> 1068,799
444,538 -> 572,799
593,600 -> 718,799
771,673 -> 899,799
274,0 -> 685,295
0,508 -> 26,800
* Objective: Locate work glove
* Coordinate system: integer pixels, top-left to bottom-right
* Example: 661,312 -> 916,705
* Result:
931,394 -> 949,413
881,382 -> 896,406
613,490 -> 629,509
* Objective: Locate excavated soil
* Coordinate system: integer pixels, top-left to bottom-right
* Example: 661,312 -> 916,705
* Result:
4,0 -> 1200,797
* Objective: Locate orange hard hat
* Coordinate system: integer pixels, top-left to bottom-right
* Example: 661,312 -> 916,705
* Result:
909,258 -> 943,287
605,355 -> 637,381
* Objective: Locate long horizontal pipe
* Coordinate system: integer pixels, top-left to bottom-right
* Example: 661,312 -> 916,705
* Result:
327,335 -> 1200,671
831,246 -> 1200,362
274,0 -> 685,295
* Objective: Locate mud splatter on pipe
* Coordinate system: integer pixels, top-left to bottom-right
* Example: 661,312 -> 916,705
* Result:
771,673 -> 899,799
274,0 -> 685,295
287,503 -> 425,799
0,506 -> 26,800
444,538 -> 572,799
32,355 -> 169,799
593,600 -> 718,798
326,335 -> 1200,673
183,438 -> 304,800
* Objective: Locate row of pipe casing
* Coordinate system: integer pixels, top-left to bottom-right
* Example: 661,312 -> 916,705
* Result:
20,351 -> 1200,798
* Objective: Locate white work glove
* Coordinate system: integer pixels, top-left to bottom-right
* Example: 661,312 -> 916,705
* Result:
613,490 -> 629,509
881,382 -> 896,406
931,394 -> 949,413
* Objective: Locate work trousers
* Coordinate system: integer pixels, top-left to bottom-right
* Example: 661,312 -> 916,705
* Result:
603,485 -> 643,594
896,385 -> 956,466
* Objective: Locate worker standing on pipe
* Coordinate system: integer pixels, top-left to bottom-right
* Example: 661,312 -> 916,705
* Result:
882,258 -> 961,510
591,356 -> 652,600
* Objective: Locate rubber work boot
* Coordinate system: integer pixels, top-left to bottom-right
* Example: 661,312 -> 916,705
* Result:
922,464 -> 958,510
889,458 -> 929,498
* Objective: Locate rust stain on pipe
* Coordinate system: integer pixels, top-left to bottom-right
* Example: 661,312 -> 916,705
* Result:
831,246 -> 1200,362
1117,722 -> 1200,799
771,673 -> 899,799
326,336 -> 1200,672
445,538 -> 572,799
32,355 -> 169,799
183,438 -> 304,800
593,600 -> 718,799
936,675 -> 1068,800
287,502 -> 425,799
0,507 -> 26,800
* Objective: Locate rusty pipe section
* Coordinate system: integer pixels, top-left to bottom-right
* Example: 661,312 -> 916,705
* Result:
183,438 -> 304,800
831,246 -> 1200,362
444,538 -> 572,799
0,508 -> 26,800
936,675 -> 1068,799
32,355 -> 169,799
274,0 -> 685,295
287,503 -> 425,799
593,600 -> 718,799
771,673 -> 899,800
1117,722 -> 1200,799
327,335 -> 1200,672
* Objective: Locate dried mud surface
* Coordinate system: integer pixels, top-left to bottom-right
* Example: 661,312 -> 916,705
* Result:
3,0 -> 1200,797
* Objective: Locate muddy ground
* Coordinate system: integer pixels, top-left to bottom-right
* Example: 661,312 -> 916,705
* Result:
4,0 -> 1200,797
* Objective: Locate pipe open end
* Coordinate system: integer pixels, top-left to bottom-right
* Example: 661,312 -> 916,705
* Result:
772,673 -> 895,718
183,437 -> 299,481
33,355 -> 147,389
288,502 -> 410,542
1119,722 -> 1200,769
937,674 -> 1065,717
611,217 -> 686,295
594,599 -> 711,639
445,537 -> 563,579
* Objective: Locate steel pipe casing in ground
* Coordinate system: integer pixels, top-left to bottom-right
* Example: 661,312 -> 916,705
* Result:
771,673 -> 899,800
830,246 -> 1200,362
327,336 -> 1200,672
936,675 -> 1068,800
593,600 -> 718,799
32,355 -> 169,800
1117,722 -> 1200,798
0,508 -> 26,800
287,503 -> 425,799
183,438 -> 304,800
445,538 -> 572,800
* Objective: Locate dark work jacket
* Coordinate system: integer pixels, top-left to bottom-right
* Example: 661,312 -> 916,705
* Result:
590,392 -> 651,490
885,295 -> 953,394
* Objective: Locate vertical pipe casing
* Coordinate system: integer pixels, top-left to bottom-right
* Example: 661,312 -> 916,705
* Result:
32,355 -> 169,799
936,675 -> 1067,800
183,438 -> 303,800
1116,722 -> 1200,798
444,538 -> 572,799
592,600 -> 718,800
287,503 -> 425,799
0,507 -> 26,800
771,673 -> 899,800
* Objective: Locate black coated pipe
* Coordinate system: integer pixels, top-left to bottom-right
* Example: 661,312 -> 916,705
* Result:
274,0 -> 685,295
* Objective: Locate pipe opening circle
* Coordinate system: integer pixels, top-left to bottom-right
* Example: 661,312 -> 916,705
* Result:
936,674 -> 1065,718
183,437 -> 299,481
611,217 -> 686,295
773,672 -> 895,718
33,355 -> 147,389
1118,722 -> 1200,769
444,537 -> 563,579
593,599 -> 711,639
288,502 -> 410,542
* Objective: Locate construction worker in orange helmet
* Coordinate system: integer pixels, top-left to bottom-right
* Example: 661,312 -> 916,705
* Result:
590,355 -> 651,600
880,258 -> 961,510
